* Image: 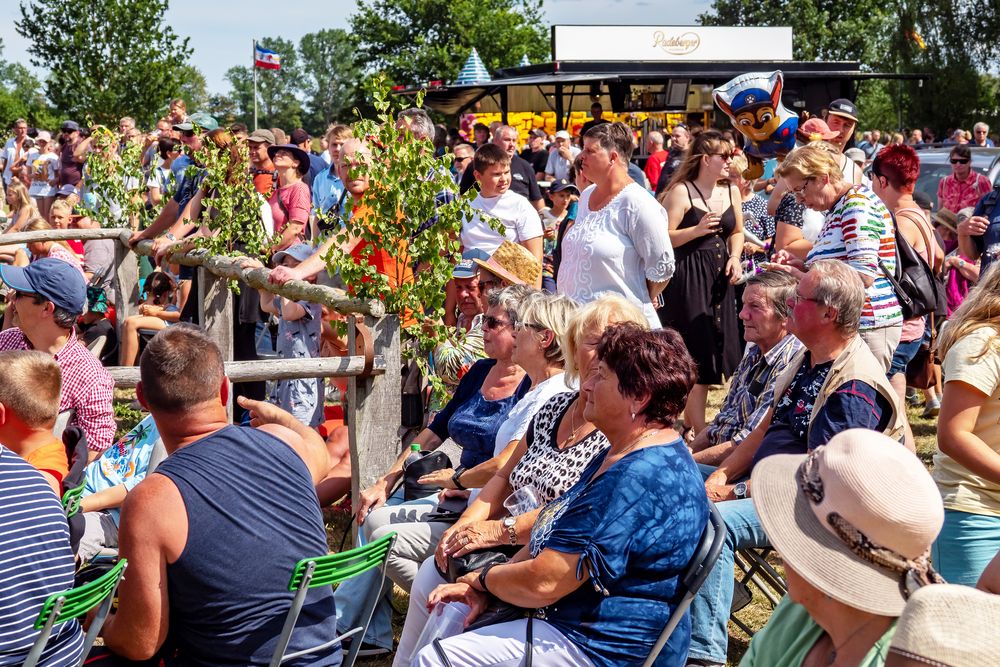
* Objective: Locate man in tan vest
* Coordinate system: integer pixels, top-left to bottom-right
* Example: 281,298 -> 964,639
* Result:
687,259 -> 907,667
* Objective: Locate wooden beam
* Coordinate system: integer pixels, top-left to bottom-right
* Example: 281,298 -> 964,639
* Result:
112,239 -> 139,351
106,356 -> 386,387
348,315 -> 402,534
197,266 -> 234,421
131,240 -> 386,317
0,228 -> 131,246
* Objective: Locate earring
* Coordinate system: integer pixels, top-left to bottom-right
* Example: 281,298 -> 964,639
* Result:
631,412 -> 636,421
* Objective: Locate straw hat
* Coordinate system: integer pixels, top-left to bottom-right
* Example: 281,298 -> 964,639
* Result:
932,208 -> 958,232
473,241 -> 541,286
889,584 -> 1000,667
751,429 -> 944,616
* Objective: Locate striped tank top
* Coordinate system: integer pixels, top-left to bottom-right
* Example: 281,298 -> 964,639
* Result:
0,445 -> 83,665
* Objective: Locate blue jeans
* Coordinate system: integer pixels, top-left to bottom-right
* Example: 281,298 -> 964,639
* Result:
334,490 -> 438,649
931,509 -> 1000,586
687,498 -> 771,664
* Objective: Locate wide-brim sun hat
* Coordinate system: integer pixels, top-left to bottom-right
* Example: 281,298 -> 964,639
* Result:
473,241 -> 541,287
751,429 -> 944,616
889,583 -> 1000,667
932,208 -> 958,232
267,143 -> 311,176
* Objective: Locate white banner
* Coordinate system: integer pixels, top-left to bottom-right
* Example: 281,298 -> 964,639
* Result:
553,25 -> 793,62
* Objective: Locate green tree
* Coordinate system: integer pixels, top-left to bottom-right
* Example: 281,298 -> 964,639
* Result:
298,29 -> 361,133
225,37 -> 304,130
349,0 -> 549,86
0,39 -> 57,129
175,63 -> 209,113
16,0 -> 192,125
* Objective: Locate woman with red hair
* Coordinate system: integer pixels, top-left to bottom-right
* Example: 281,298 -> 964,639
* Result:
870,144 -> 943,448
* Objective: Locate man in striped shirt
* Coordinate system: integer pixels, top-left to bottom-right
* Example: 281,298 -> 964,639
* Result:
0,445 -> 83,664
0,259 -> 115,459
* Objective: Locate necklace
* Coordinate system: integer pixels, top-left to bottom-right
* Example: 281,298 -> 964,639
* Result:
614,428 -> 661,458
557,398 -> 585,449
825,617 -> 879,666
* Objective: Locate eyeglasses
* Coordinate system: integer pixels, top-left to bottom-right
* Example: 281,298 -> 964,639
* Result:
790,178 -> 814,198
950,158 -> 970,165
790,291 -> 822,305
514,320 -> 545,333
483,315 -> 512,331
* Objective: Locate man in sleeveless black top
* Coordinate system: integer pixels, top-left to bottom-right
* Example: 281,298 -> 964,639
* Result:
98,325 -> 340,666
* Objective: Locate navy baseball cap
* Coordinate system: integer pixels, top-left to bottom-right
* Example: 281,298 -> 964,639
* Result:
0,258 -> 87,315
454,248 -> 490,279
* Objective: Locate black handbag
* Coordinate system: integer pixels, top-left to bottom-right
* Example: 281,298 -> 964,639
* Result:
402,450 -> 451,501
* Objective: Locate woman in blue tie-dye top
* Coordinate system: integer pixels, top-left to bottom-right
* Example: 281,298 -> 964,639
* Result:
412,324 -> 709,667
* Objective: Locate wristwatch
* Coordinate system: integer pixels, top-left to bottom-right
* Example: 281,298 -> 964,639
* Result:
502,516 -> 518,545
733,481 -> 749,499
450,466 -> 467,490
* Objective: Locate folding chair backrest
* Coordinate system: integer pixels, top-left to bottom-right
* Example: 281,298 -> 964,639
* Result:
24,559 -> 128,667
52,409 -> 74,440
270,532 -> 397,667
641,503 -> 727,667
61,426 -> 91,519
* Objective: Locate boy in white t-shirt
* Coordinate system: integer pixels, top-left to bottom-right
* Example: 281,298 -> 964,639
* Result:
462,144 -> 543,286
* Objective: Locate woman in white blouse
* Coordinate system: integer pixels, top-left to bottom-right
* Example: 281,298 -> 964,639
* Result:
556,122 -> 674,329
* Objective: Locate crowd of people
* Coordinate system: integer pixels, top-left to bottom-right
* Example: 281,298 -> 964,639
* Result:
1,92 -> 1000,667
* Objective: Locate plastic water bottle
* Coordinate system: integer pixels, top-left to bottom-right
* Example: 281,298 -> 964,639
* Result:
403,443 -> 422,469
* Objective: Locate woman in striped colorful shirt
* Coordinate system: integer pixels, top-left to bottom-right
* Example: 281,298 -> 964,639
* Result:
771,142 -> 902,370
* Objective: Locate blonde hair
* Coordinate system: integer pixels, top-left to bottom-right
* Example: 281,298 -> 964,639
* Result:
22,217 -> 75,253
561,294 -> 649,384
49,199 -> 72,218
0,350 -> 61,427
775,142 -> 845,184
938,262 -> 1000,362
6,180 -> 35,214
325,124 -> 353,144
517,291 -> 578,367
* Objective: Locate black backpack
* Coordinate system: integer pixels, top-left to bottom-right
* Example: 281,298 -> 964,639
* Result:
878,209 -> 945,320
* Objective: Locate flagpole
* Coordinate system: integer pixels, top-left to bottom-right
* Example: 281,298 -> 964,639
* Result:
252,39 -> 258,131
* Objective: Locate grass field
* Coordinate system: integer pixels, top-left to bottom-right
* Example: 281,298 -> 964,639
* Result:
315,386 -> 941,666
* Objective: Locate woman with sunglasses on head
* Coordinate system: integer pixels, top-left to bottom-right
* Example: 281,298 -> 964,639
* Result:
937,144 -> 992,215
658,129 -> 744,438
771,142 -> 903,372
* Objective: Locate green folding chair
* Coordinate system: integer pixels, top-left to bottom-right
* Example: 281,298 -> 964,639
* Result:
23,559 -> 128,667
269,532 -> 397,667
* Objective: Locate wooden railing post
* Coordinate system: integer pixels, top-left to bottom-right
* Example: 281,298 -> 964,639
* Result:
113,237 -> 139,350
197,267 -> 234,421
347,314 -> 402,532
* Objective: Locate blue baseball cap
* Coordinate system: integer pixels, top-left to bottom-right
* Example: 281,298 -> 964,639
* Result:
454,248 -> 490,279
273,242 -> 315,265
0,258 -> 87,315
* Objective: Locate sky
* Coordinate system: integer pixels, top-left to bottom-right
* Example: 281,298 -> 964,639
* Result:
1,0 -> 713,94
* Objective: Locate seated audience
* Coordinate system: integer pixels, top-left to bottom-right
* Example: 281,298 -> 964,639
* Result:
78,285 -> 119,366
932,263 -> 1000,585
886,583 -> 1000,667
433,250 -> 489,404
96,325 -> 339,664
0,349 -> 67,495
689,271 -> 802,465
70,209 -> 118,306
394,294 -> 649,664
13,217 -> 85,273
0,258 -> 115,459
409,324 -> 708,666
742,429 -> 944,666
363,290 -> 576,595
118,272 -> 181,366
688,260 -> 905,667
332,285 -> 535,657
0,439 -> 83,661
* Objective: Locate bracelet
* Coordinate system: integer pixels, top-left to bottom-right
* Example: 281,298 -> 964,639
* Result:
451,467 -> 467,490
478,562 -> 498,594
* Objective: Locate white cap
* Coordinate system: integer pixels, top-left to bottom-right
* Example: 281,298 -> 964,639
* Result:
554,130 -> 571,140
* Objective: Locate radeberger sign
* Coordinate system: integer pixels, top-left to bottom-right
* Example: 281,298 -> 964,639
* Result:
552,25 -> 793,62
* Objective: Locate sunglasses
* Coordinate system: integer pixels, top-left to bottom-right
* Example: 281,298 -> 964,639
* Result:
13,290 -> 40,302
453,156 -> 472,165
707,152 -> 734,160
482,315 -> 511,331
514,320 -> 545,333
181,129 -> 196,138
950,158 -> 970,165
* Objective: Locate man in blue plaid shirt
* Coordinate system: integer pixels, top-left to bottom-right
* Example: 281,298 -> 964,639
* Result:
689,271 -> 802,466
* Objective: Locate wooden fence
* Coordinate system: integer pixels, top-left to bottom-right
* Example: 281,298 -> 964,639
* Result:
0,228 -> 402,511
